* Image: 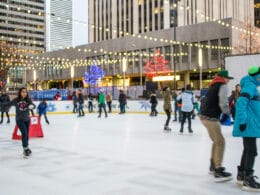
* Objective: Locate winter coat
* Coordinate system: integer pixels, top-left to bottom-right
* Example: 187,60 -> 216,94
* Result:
163,89 -> 172,111
78,93 -> 84,105
200,76 -> 230,120
233,74 -> 260,138
0,94 -> 10,112
37,102 -> 48,115
150,94 -> 158,104
177,90 -> 195,112
119,93 -> 127,104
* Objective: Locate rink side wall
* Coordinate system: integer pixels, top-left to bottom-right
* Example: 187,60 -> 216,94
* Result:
8,100 -> 169,115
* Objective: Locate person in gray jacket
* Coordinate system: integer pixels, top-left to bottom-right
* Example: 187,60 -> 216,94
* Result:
200,70 -> 233,182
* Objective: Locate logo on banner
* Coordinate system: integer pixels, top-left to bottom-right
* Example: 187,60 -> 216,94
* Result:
31,117 -> 38,125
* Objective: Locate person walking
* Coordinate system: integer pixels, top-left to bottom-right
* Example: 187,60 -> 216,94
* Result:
0,87 -> 35,158
177,84 -> 195,133
233,66 -> 260,191
162,86 -> 172,131
77,89 -> 85,117
0,90 -> 11,124
106,93 -> 112,113
199,70 -> 233,182
98,90 -> 108,118
149,90 -> 158,116
37,99 -> 49,124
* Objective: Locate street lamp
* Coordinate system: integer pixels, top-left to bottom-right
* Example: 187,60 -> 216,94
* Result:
122,57 -> 128,92
198,48 -> 203,90
71,66 -> 74,89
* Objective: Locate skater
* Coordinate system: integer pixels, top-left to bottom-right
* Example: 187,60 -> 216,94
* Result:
0,90 -> 10,124
37,99 -> 49,124
173,92 -> 178,121
233,66 -> 260,191
77,89 -> 85,117
177,84 -> 195,133
98,90 -> 108,118
72,91 -> 78,113
228,84 -> 241,120
200,70 -> 233,182
0,87 -> 35,158
118,90 -> 127,114
106,93 -> 112,113
88,93 -> 94,113
162,86 -> 172,131
149,90 -> 158,116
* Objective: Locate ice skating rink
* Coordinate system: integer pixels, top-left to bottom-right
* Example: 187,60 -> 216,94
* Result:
0,113 -> 259,195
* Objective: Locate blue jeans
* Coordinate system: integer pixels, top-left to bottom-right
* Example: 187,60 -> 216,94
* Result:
16,119 -> 30,148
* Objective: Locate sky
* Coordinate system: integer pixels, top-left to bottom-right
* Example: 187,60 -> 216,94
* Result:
72,0 -> 88,46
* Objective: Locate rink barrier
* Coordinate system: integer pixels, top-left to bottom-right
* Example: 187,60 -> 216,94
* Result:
8,100 -> 170,115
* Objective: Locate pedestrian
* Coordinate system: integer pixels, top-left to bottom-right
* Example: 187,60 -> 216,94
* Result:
0,87 -> 35,158
118,90 -> 127,114
233,66 -> 260,191
162,86 -> 172,131
77,89 -> 85,117
37,99 -> 49,124
106,93 -> 112,113
98,90 -> 108,118
149,90 -> 158,116
177,84 -> 195,133
72,91 -> 77,113
0,90 -> 10,124
199,70 -> 233,182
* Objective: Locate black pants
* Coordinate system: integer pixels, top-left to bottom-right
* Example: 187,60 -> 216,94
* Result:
98,103 -> 107,117
239,137 -> 257,176
151,103 -> 158,115
165,109 -> 171,126
107,101 -> 112,112
181,111 -> 192,129
39,113 -> 49,123
0,111 -> 10,122
78,104 -> 85,116
16,119 -> 30,148
73,103 -> 77,113
88,102 -> 93,113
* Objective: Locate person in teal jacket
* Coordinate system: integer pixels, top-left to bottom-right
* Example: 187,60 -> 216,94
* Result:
233,66 -> 260,192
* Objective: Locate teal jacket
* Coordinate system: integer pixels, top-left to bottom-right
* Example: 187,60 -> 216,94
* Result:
233,74 -> 260,138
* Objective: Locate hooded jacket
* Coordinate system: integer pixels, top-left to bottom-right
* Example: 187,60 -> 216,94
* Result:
233,74 -> 260,138
200,76 -> 230,120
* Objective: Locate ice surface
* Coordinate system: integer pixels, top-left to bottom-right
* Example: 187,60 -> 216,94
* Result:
0,113 -> 259,195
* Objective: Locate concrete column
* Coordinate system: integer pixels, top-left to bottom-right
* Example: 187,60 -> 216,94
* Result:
184,71 -> 190,87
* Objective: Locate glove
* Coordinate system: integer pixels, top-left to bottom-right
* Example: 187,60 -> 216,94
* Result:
220,113 -> 228,123
239,124 -> 247,132
28,105 -> 34,109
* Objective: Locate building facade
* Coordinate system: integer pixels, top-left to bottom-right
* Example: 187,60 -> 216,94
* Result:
89,0 -> 253,43
26,0 -> 256,91
45,0 -> 72,51
0,0 -> 45,90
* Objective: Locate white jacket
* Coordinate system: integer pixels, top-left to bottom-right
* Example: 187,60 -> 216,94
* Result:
177,90 -> 196,112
